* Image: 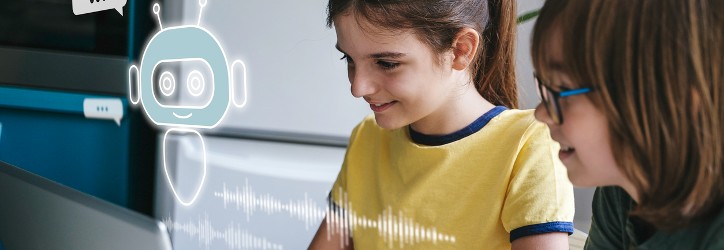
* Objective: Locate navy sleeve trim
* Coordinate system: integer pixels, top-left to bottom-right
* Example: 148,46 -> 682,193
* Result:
509,221 -> 574,242
326,191 -> 344,215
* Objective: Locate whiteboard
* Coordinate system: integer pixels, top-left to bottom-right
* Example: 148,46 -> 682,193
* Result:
155,134 -> 343,250
170,0 -> 369,142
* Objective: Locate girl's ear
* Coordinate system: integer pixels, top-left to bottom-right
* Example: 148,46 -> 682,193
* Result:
451,28 -> 480,71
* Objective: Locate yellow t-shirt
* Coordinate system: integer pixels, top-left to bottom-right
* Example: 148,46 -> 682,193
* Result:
329,107 -> 575,249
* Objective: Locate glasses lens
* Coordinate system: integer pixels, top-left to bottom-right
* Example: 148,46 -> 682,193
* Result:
544,89 -> 561,124
535,76 -> 562,124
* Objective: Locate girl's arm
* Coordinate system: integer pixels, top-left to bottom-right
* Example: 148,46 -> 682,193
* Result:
511,232 -> 569,250
308,218 -> 353,250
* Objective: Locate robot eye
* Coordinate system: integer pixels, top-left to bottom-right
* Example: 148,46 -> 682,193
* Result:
186,70 -> 206,97
151,58 -> 214,108
159,71 -> 176,96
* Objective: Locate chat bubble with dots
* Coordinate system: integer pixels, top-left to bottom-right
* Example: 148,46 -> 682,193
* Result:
72,0 -> 127,16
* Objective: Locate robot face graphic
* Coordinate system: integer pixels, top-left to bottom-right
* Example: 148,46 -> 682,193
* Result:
128,2 -> 247,129
138,26 -> 230,128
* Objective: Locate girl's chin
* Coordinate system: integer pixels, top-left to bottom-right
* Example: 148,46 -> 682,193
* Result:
565,168 -> 606,188
567,175 -> 598,188
562,162 -> 591,187
373,115 -> 406,130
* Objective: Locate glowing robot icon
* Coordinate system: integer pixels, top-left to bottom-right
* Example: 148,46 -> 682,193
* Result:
128,0 -> 247,206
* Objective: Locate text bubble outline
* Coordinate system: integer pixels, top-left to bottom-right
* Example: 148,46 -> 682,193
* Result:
83,98 -> 124,126
72,0 -> 127,16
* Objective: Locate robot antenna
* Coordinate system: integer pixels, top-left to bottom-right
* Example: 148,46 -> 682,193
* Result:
197,0 -> 207,26
152,3 -> 163,30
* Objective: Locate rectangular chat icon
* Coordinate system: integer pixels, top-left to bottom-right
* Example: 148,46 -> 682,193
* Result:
72,0 -> 127,16
83,98 -> 124,126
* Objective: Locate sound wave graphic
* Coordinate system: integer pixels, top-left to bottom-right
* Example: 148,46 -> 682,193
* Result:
212,180 -> 326,230
326,187 -> 457,249
210,182 -> 456,248
163,214 -> 283,250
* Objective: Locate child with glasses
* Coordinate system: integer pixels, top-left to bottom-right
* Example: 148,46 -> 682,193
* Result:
308,0 -> 576,249
531,0 -> 724,249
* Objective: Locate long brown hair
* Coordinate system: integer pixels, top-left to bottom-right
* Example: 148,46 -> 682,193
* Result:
532,0 -> 724,230
327,0 -> 518,108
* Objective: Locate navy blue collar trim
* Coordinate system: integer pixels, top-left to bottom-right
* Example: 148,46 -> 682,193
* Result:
408,106 -> 508,146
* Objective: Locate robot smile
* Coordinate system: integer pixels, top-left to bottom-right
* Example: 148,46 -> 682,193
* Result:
173,112 -> 193,119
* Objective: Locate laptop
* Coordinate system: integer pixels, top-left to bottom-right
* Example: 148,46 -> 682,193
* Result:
0,160 -> 172,250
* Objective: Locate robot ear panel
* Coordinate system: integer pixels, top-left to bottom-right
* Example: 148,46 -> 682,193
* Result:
230,60 -> 248,108
128,65 -> 140,105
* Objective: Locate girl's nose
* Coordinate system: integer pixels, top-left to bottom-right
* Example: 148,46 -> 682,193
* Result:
350,68 -> 376,98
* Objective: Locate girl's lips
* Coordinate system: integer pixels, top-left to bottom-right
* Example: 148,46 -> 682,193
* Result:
370,101 -> 396,112
559,147 -> 575,160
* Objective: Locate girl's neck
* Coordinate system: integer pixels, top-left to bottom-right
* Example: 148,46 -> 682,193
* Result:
410,83 -> 495,135
621,182 -> 640,203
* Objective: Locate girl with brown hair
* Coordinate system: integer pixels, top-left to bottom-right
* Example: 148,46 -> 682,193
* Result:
531,0 -> 724,248
309,0 -> 575,249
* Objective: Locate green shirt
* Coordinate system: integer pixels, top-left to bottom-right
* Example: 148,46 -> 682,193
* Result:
584,186 -> 724,250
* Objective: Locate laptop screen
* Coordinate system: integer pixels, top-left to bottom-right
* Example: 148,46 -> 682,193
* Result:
0,161 -> 172,249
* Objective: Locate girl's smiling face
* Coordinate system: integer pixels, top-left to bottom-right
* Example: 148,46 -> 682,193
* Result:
333,13 -> 465,133
533,29 -> 633,192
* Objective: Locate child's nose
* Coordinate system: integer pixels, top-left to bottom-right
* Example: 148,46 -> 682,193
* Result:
534,103 -> 555,125
350,70 -> 377,98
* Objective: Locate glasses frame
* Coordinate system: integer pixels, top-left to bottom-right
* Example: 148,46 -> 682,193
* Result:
534,73 -> 593,124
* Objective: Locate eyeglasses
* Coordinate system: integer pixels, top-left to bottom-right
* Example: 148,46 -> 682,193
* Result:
534,73 -> 593,124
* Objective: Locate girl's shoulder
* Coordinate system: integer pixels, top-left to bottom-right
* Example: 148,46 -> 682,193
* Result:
487,108 -> 547,137
493,108 -> 537,125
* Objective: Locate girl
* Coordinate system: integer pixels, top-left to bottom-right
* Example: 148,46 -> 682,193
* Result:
309,0 -> 575,249
531,0 -> 724,249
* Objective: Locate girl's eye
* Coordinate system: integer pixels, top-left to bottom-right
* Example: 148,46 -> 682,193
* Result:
377,60 -> 399,70
340,55 -> 353,64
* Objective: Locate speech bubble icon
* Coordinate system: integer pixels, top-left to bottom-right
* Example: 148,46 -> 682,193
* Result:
72,0 -> 127,16
83,98 -> 124,126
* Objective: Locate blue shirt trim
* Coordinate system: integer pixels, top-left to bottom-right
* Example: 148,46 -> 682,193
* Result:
327,192 -> 345,215
409,106 -> 508,146
510,221 -> 575,242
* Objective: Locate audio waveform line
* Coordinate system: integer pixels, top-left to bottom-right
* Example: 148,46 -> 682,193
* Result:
163,214 -> 284,250
212,180 -> 326,230
326,187 -> 457,249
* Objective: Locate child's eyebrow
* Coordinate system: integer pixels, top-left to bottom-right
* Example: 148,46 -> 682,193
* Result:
369,52 -> 405,59
335,44 -> 406,59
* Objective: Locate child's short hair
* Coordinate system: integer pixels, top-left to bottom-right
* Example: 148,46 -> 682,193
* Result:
532,0 -> 723,230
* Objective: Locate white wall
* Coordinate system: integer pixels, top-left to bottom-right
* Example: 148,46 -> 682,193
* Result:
517,0 -> 542,109
175,0 -> 368,140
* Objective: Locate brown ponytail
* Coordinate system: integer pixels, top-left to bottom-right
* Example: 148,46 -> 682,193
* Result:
475,0 -> 518,109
